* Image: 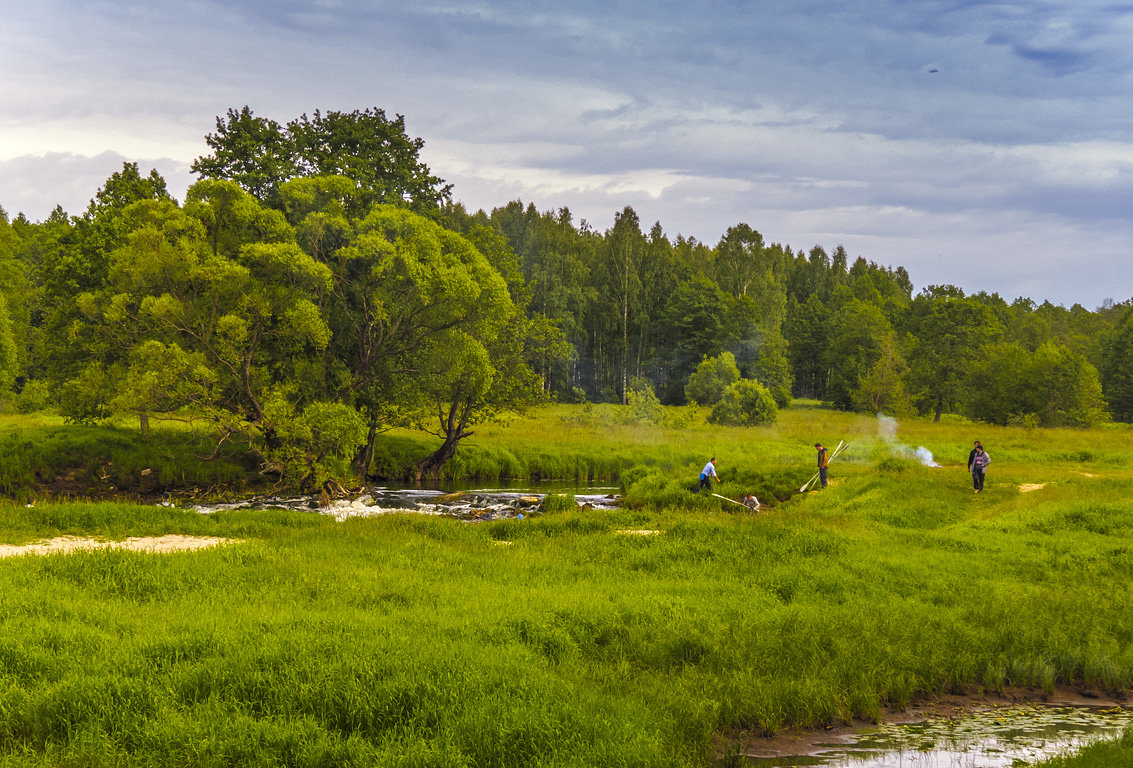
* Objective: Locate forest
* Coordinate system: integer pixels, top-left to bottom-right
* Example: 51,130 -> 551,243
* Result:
1,106 -> 1131,487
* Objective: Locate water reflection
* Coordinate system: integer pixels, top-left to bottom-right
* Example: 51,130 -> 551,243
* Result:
743,706 -> 1131,767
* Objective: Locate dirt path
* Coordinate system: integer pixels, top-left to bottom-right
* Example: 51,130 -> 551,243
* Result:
0,535 -> 239,558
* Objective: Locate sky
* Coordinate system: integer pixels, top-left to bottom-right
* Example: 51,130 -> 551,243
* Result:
2,0 -> 1131,308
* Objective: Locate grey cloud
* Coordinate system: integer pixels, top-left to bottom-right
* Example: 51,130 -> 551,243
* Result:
0,153 -> 191,222
4,0 -> 1133,306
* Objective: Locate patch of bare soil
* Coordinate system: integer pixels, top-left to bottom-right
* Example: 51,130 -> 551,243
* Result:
0,535 -> 239,559
1019,483 -> 1046,492
716,688 -> 1130,762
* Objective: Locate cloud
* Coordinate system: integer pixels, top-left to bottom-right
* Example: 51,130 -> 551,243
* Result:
2,0 -> 1133,306
0,153 -> 192,220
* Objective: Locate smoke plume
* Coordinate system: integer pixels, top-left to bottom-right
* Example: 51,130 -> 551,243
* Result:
877,414 -> 940,467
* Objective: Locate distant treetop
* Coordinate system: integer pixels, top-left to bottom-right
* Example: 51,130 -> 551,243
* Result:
191,106 -> 452,215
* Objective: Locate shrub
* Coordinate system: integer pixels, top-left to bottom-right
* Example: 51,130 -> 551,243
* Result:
59,363 -> 115,424
708,379 -> 778,426
685,353 -> 740,406
626,378 -> 663,425
15,380 -> 52,414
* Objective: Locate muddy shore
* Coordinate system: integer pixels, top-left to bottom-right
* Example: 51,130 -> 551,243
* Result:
719,688 -> 1130,762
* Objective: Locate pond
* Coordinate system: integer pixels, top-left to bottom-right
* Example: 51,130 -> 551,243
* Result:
190,482 -> 621,521
737,705 -> 1132,767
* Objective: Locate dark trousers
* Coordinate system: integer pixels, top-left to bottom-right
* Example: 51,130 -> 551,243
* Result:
972,469 -> 985,491
697,475 -> 711,493
819,467 -> 828,488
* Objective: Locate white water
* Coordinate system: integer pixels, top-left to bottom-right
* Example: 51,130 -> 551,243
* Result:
191,486 -> 621,520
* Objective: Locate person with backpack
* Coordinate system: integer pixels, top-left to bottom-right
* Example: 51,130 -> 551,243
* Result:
968,442 -> 990,493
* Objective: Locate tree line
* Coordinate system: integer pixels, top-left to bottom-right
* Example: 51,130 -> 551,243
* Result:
0,106 -> 1131,486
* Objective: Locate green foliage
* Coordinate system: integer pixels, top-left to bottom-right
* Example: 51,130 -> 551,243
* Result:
1027,342 -> 1108,427
852,334 -> 911,416
0,294 -> 16,395
262,398 -> 369,487
626,377 -> 664,424
708,379 -> 778,426
685,352 -> 740,405
966,341 -> 1108,427
192,106 -> 452,213
13,379 -> 51,414
1031,729 -> 1133,768
541,493 -> 577,513
824,299 -> 896,410
904,289 -> 1004,421
1102,307 -> 1133,422
784,293 -> 830,399
749,329 -> 793,407
58,362 -> 114,424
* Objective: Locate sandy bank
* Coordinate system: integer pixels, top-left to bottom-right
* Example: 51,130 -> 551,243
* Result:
0,535 -> 239,558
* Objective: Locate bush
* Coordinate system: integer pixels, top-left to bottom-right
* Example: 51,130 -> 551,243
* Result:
708,379 -> 778,426
685,353 -> 740,406
15,380 -> 52,414
626,378 -> 663,425
59,363 -> 115,424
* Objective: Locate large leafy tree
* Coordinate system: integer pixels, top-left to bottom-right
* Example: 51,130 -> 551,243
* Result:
784,294 -> 830,399
824,299 -> 896,410
1023,342 -> 1107,427
963,342 -> 1032,425
685,351 -> 740,405
75,182 -> 355,484
966,341 -> 1107,427
714,223 -> 765,299
298,203 -> 541,478
600,206 -> 646,402
852,334 -> 911,416
192,106 -> 451,214
40,165 -> 176,419
903,287 -> 1003,422
0,209 -> 29,390
656,274 -> 729,402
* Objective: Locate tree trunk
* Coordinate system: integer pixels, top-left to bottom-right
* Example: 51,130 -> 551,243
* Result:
354,420 -> 378,476
417,434 -> 461,480
138,410 -> 149,436
934,395 -> 944,423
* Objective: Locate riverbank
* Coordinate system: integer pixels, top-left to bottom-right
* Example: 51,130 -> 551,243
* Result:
725,689 -> 1131,763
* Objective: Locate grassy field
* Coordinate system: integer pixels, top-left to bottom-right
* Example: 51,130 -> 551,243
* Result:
0,404 -> 1130,766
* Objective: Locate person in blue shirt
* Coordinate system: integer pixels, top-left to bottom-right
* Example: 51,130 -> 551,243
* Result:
696,457 -> 723,493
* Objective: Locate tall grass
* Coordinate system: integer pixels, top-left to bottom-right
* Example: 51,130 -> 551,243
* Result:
0,417 -> 257,502
1032,730 -> 1133,767
0,405 -> 1131,766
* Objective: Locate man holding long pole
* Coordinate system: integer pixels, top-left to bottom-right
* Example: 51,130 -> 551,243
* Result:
801,440 -> 846,492
696,457 -> 722,493
815,443 -> 829,489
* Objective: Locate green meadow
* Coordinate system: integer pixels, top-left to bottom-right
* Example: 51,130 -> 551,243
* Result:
0,404 -> 1131,766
